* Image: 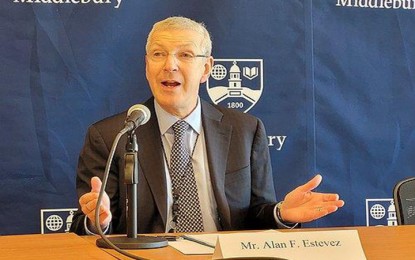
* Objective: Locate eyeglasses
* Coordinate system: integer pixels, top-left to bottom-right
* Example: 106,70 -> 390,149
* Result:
147,50 -> 208,63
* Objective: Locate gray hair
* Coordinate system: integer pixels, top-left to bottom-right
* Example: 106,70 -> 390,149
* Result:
146,16 -> 212,56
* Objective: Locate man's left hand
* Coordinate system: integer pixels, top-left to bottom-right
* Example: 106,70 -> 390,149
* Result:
279,174 -> 345,223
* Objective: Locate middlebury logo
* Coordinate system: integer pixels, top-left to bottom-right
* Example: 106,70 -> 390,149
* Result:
40,208 -> 77,234
207,59 -> 263,113
365,199 -> 397,226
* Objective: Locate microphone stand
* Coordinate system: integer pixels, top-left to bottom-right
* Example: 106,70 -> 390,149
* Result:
96,130 -> 167,249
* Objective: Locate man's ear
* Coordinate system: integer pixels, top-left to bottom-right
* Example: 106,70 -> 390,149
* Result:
200,56 -> 214,83
145,55 -> 150,81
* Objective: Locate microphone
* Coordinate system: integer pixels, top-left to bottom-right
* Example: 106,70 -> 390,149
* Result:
123,104 -> 151,132
96,102 -> 167,252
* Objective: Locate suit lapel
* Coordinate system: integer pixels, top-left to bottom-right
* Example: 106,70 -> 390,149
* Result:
136,98 -> 168,227
201,101 -> 233,230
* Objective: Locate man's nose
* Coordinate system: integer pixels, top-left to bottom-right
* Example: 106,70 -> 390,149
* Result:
163,53 -> 179,72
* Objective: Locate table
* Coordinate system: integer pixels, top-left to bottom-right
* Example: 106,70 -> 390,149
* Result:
2,225 -> 415,259
85,225 -> 415,260
0,232 -> 113,259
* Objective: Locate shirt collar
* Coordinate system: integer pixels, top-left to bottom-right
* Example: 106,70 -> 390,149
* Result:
154,98 -> 202,135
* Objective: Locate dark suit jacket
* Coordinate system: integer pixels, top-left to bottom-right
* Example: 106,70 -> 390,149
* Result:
70,98 -> 279,235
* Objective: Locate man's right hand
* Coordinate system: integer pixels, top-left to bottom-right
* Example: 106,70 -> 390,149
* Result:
79,176 -> 112,229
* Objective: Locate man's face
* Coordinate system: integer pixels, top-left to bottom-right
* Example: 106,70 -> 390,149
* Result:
145,29 -> 213,118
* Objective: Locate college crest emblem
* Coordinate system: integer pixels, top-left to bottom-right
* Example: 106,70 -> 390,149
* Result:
365,199 -> 397,226
40,208 -> 77,234
207,59 -> 263,113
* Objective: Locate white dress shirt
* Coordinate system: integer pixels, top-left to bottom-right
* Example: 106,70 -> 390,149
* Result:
154,98 -> 219,232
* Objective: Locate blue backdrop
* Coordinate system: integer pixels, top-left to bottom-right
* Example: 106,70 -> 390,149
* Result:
1,0 -> 414,234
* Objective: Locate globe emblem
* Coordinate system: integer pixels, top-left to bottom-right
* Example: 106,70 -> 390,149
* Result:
46,214 -> 64,231
211,64 -> 227,80
370,204 -> 386,220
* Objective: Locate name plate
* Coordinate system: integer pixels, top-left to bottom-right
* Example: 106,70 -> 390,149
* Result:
212,230 -> 366,260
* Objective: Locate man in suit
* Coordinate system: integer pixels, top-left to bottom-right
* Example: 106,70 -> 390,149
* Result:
70,16 -> 344,235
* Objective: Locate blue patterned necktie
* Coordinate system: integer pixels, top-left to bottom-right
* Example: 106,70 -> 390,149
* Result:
169,120 -> 204,232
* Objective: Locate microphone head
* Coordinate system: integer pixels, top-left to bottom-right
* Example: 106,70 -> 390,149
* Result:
127,104 -> 151,125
